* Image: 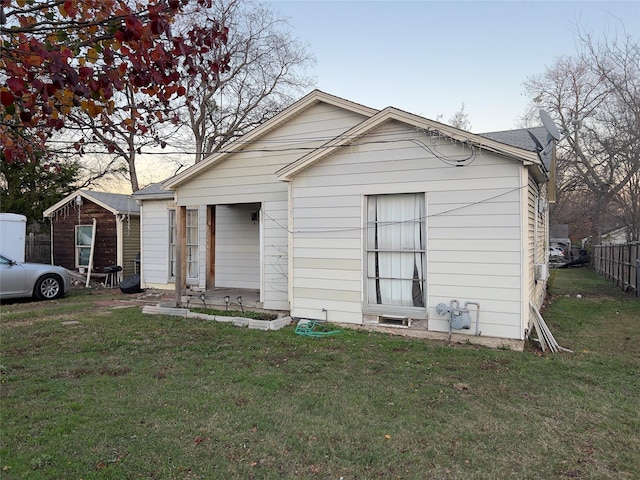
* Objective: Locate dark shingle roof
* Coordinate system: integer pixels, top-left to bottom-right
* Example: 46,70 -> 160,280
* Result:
479,126 -> 552,170
81,191 -> 140,214
131,181 -> 174,200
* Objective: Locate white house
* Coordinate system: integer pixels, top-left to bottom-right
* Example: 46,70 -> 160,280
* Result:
134,90 -> 552,347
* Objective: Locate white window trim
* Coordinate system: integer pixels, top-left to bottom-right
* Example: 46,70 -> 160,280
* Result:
168,209 -> 176,280
168,208 -> 199,282
363,193 -> 427,318
75,224 -> 93,268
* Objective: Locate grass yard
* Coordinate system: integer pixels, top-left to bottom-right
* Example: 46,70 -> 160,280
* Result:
1,268 -> 638,479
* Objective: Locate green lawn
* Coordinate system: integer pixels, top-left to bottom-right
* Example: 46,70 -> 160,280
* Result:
1,268 -> 638,479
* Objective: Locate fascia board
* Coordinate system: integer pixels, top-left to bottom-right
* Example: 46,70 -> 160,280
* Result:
43,191 -> 118,218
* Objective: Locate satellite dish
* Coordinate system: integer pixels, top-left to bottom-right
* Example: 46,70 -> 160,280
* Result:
539,109 -> 562,141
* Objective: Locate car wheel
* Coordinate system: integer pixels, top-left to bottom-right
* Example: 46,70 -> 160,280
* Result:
34,274 -> 63,300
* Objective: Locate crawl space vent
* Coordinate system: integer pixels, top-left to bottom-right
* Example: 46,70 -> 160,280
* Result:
379,316 -> 412,328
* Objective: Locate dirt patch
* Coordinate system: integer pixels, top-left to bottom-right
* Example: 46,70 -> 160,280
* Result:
70,286 -> 173,304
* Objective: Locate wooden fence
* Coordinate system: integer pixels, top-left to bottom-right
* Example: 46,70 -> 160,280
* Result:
25,233 -> 51,264
593,243 -> 639,297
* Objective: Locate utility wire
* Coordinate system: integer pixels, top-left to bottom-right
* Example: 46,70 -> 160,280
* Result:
262,184 -> 528,235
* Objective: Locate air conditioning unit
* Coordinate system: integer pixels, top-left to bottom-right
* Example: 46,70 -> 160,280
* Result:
534,263 -> 548,281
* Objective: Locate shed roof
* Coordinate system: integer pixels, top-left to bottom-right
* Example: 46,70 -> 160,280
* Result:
43,190 -> 140,218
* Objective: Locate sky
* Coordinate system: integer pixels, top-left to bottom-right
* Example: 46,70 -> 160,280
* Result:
265,0 -> 640,133
115,0 -> 640,190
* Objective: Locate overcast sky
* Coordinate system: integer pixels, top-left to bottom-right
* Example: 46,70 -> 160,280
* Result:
267,0 -> 640,132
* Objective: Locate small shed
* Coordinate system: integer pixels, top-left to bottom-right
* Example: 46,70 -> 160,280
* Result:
43,190 -> 140,281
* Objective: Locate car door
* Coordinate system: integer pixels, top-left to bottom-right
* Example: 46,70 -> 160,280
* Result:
0,255 -> 28,298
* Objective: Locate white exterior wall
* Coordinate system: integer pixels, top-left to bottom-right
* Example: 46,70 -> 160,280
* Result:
263,200 -> 289,310
174,103 -> 370,309
0,213 -> 27,263
288,121 -> 528,340
139,199 -> 172,290
528,178 -> 548,317
215,204 -> 260,289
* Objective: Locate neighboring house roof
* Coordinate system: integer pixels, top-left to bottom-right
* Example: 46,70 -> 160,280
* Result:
131,181 -> 174,201
479,126 -> 553,170
277,106 -> 543,181
163,90 -> 379,190
43,190 -> 140,218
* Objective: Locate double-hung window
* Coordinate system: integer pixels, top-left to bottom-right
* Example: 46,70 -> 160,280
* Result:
365,193 -> 426,313
168,209 -> 198,280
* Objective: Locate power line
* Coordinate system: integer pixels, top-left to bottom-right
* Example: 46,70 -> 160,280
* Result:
262,185 -> 527,235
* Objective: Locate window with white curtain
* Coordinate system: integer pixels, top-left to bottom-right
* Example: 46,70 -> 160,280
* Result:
168,208 -> 198,280
366,193 -> 426,312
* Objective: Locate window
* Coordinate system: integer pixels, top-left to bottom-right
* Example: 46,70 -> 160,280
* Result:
366,193 -> 426,312
169,210 -> 176,278
75,225 -> 94,267
168,208 -> 198,280
186,209 -> 198,278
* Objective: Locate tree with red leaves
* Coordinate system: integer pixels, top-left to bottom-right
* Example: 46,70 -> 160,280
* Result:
1,0 -> 229,188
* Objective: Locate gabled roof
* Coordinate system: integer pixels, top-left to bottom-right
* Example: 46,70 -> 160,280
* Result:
277,106 -> 542,181
163,90 -> 379,190
43,190 -> 140,218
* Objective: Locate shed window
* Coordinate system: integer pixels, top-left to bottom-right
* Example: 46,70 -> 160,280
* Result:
169,209 -> 198,280
75,225 -> 94,267
366,193 -> 426,311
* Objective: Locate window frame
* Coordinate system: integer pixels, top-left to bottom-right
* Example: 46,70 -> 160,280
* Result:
168,208 -> 199,282
168,209 -> 176,279
75,224 -> 94,268
363,192 -> 427,318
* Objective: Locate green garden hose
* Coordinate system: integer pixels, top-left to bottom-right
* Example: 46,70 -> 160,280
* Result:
295,320 -> 343,337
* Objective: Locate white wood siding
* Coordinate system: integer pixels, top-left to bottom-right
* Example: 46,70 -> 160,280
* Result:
139,199 -> 172,289
215,204 -> 260,289
174,103 -> 369,307
289,121 -> 527,339
528,179 -> 548,314
263,200 -> 289,310
176,103 -> 369,206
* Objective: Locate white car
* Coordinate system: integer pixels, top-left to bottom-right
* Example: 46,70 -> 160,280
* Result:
0,253 -> 70,301
549,246 -> 565,259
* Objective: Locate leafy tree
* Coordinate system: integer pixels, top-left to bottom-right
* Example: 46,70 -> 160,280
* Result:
1,0 -> 229,189
0,151 -> 81,225
177,0 -> 315,162
523,27 -> 640,243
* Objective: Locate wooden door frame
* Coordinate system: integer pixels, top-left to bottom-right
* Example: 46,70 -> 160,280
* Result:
206,205 -> 216,289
